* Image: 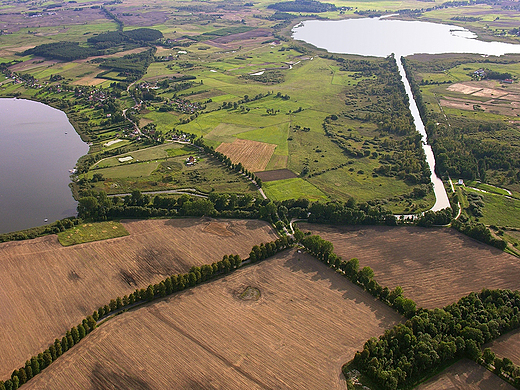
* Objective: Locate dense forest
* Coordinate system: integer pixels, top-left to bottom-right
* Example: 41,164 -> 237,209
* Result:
350,289 -> 520,389
22,28 -> 162,61
87,28 -> 163,48
23,42 -> 100,61
267,0 -> 337,13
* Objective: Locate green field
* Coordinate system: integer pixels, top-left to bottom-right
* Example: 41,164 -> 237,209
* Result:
263,178 -> 328,201
57,221 -> 129,246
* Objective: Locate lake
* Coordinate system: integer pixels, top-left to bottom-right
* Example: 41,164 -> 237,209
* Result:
0,98 -> 89,234
293,17 -> 520,211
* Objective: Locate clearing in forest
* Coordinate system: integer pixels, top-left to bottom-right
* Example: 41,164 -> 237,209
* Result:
298,224 -> 520,309
23,250 -> 403,390
215,138 -> 276,172
0,218 -> 277,378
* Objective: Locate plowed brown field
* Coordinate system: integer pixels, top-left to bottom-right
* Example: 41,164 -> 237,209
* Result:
416,359 -> 514,390
297,224 -> 520,309
486,328 -> 520,366
0,218 -> 277,378
23,250 -> 403,390
216,138 -> 276,172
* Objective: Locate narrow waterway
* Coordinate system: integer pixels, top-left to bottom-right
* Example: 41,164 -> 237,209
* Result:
292,17 -> 520,212
395,59 -> 450,211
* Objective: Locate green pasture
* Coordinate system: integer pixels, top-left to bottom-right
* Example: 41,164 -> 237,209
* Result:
466,188 -> 520,228
263,178 -> 328,202
57,221 -> 129,246
466,181 -> 512,196
93,142 -> 192,169
86,148 -> 255,195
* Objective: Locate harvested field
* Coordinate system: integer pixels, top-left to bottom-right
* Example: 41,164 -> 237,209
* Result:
255,168 -> 297,182
216,138 -> 276,172
0,218 -> 277,378
0,8 -> 105,33
297,224 -> 520,309
23,249 -> 403,390
211,28 -> 271,44
485,328 -> 520,366
416,359 -> 514,390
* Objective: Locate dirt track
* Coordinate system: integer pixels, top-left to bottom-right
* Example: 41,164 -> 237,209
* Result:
0,218 -> 277,378
23,250 -> 403,390
298,224 -> 520,309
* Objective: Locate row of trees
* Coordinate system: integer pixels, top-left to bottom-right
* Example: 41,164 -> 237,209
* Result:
1,316 -> 97,389
350,289 -> 520,389
298,233 -> 417,318
193,137 -> 263,187
0,237 -> 294,388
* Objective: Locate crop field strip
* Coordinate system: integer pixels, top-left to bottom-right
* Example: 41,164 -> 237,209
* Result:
0,218 -> 278,378
485,328 -> 520,366
416,358 -> 515,390
298,223 -> 520,309
22,249 -> 403,390
215,137 -> 277,172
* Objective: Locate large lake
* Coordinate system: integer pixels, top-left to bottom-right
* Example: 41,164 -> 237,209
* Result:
0,98 -> 89,234
293,17 -> 520,211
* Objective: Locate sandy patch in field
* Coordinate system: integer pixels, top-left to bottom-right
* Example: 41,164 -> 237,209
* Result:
298,224 -> 520,309
0,218 -> 277,378
447,83 -> 482,94
23,250 -> 403,390
472,88 -> 509,98
416,359 -> 514,390
72,75 -> 106,86
216,138 -> 277,172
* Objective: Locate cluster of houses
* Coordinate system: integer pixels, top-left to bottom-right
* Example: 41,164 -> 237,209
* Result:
472,69 -> 514,84
185,156 -> 197,166
73,88 -> 109,103
172,98 -> 202,114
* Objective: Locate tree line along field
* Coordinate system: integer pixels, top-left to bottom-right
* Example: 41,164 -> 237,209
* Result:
297,223 -> 520,309
21,249 -> 404,390
0,218 -> 278,378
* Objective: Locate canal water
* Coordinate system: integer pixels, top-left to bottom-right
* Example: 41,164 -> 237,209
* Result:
0,98 -> 89,234
293,17 -> 520,211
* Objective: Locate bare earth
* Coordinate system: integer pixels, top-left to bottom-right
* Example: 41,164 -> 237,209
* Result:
416,359 -> 514,390
297,224 -> 520,309
23,250 -> 403,390
0,218 -> 277,378
485,328 -> 520,366
216,138 -> 277,172
255,168 -> 298,182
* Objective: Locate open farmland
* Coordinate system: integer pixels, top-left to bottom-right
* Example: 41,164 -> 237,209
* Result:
485,328 -> 520,366
0,218 -> 277,378
416,358 -> 515,390
215,138 -> 277,172
297,223 -> 520,309
23,249 -> 403,390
